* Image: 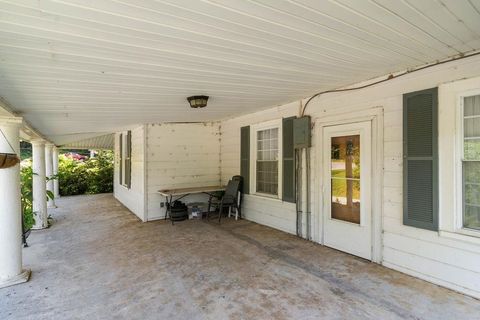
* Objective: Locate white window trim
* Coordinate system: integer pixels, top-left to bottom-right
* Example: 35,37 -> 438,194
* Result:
455,89 -> 480,237
120,131 -> 131,189
250,119 -> 283,200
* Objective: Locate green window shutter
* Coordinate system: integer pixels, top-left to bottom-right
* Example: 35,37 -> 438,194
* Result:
119,133 -> 123,185
283,117 -> 296,203
240,126 -> 250,194
403,87 -> 438,231
125,130 -> 132,189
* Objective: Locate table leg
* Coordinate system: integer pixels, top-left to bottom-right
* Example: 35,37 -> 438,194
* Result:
165,195 -> 172,220
207,195 -> 213,220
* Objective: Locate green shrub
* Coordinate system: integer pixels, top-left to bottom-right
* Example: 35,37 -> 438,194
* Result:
20,160 -> 35,230
18,150 -> 113,229
84,150 -> 114,194
58,150 -> 113,196
58,155 -> 88,195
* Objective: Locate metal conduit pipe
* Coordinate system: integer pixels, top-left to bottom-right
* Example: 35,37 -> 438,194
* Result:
301,148 -> 308,238
295,149 -> 298,236
296,149 -> 302,237
306,147 -> 311,241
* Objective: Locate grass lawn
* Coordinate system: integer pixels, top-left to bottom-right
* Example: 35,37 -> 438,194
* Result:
331,169 -> 360,200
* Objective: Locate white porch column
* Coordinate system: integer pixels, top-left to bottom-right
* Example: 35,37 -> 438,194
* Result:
45,143 -> 55,208
0,117 -> 31,288
53,146 -> 60,199
32,140 -> 48,229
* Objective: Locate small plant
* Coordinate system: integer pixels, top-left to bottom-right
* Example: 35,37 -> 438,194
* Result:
47,214 -> 54,228
20,160 -> 35,231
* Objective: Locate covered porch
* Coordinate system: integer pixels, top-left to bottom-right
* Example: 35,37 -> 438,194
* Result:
1,194 -> 478,319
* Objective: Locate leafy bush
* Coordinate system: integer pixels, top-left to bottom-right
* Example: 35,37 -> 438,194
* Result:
20,160 -> 55,230
18,150 -> 113,230
58,154 -> 88,195
58,150 -> 114,196
20,160 -> 35,230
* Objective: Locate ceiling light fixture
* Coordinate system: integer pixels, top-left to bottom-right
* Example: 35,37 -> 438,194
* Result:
187,95 -> 209,108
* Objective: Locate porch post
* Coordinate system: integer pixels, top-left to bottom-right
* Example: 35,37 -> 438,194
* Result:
0,117 -> 31,288
53,146 -> 60,199
32,139 -> 48,229
45,143 -> 56,208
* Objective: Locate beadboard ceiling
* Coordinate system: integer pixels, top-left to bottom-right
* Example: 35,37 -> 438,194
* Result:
1,0 -> 480,144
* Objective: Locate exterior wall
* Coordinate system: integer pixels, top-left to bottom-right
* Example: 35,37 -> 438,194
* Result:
114,126 -> 146,221
146,123 -> 221,220
220,55 -> 480,298
221,102 -> 299,234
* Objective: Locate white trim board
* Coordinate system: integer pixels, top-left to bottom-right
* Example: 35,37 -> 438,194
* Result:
314,107 -> 384,263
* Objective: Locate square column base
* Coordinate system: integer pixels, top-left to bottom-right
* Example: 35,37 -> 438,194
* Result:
31,225 -> 48,230
0,269 -> 31,289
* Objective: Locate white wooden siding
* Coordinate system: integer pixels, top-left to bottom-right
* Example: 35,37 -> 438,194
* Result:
113,126 -> 146,221
220,54 -> 480,298
146,123 -> 221,220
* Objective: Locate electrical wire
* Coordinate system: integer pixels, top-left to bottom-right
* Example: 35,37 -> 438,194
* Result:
301,51 -> 480,117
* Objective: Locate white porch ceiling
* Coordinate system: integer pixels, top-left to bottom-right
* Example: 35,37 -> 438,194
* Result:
59,133 -> 114,149
0,0 -> 480,144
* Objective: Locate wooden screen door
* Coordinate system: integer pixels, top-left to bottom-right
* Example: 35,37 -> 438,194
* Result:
322,121 -> 372,260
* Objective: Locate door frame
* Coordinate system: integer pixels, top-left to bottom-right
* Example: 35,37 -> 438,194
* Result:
313,107 -> 384,263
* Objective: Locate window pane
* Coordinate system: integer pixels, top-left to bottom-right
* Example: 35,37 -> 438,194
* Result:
464,161 -> 480,230
463,95 -> 480,230
256,128 -> 279,196
464,95 -> 480,116
464,95 -> 480,160
331,135 -> 361,224
464,118 -> 480,138
464,138 -> 480,160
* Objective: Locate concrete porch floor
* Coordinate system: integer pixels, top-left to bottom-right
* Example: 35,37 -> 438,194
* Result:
1,194 -> 479,319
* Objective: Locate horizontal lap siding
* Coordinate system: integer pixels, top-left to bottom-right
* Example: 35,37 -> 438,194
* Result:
382,98 -> 480,298
146,123 -> 221,220
220,55 -> 480,298
243,195 -> 296,234
220,103 -> 299,234
114,126 -> 145,221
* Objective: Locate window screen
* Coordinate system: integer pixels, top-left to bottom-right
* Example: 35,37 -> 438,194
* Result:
463,95 -> 480,230
256,128 -> 279,195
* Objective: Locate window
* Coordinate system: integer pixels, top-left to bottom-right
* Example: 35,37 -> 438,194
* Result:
461,94 -> 480,230
331,135 -> 361,224
119,131 -> 132,188
251,120 -> 282,198
119,133 -> 122,184
256,128 -> 279,195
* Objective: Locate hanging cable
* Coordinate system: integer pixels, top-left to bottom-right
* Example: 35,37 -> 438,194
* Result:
301,51 -> 480,117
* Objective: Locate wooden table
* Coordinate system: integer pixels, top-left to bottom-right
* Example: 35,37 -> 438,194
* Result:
158,185 -> 225,221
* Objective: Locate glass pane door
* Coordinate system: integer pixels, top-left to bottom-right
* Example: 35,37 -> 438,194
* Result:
331,135 -> 361,224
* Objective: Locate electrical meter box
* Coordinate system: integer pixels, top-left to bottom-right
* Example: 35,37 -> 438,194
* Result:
293,116 -> 311,149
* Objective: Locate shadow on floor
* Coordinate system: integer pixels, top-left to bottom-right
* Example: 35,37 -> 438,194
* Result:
1,194 -> 479,320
